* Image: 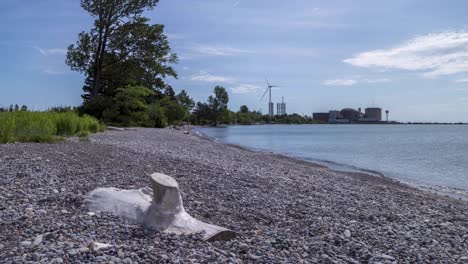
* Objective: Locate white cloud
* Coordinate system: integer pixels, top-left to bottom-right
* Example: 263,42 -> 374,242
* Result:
455,78 -> 468,83
323,78 -> 390,86
34,46 -> 67,56
190,71 -> 234,83
459,97 -> 468,101
323,79 -> 357,86
362,78 -> 391,83
230,84 -> 261,94
344,31 -> 468,78
191,45 -> 252,56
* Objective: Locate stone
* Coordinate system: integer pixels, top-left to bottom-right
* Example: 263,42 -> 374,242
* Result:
88,242 -> 112,251
344,230 -> 351,238
20,241 -> 32,247
239,243 -> 249,252
33,234 -> 43,247
118,249 -> 126,258
375,254 -> 395,260
84,173 -> 236,241
79,247 -> 90,253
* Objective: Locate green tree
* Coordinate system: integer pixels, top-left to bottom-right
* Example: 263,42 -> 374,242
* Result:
208,86 -> 229,125
239,105 -> 249,113
176,90 -> 195,112
66,0 -> 177,101
159,97 -> 186,125
102,85 -> 155,126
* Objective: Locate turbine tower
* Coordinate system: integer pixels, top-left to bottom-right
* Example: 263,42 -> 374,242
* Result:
261,79 -> 279,116
385,110 -> 389,122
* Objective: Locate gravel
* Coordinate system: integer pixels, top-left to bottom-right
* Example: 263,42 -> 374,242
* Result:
1,127 -> 467,263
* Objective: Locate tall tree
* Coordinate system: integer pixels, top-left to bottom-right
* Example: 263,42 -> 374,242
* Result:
176,90 -> 195,112
239,105 -> 249,113
66,0 -> 177,100
208,86 -> 229,125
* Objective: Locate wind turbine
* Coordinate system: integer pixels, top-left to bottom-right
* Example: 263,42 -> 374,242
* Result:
261,79 -> 279,116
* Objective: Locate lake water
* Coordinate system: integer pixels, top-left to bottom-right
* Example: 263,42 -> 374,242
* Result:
198,125 -> 468,199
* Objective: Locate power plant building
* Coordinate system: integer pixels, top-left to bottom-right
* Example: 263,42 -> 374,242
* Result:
364,108 -> 382,121
276,97 -> 286,115
268,102 -> 274,116
313,106 -> 385,123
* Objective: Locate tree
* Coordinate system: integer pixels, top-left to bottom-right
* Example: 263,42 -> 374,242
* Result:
192,102 -> 213,125
66,0 -> 177,101
176,90 -> 195,112
102,85 -> 155,126
159,97 -> 186,125
208,86 -> 229,125
239,105 -> 249,113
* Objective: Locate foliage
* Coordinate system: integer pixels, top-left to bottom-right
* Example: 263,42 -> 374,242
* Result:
0,111 -> 104,144
102,86 -> 155,127
147,103 -> 167,128
239,105 -> 249,113
176,90 -> 195,113
159,97 -> 186,125
66,0 -> 176,101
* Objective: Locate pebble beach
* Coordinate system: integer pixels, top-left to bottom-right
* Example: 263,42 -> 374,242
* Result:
1,128 -> 467,263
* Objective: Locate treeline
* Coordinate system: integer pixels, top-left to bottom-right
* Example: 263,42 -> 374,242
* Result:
0,104 -> 28,112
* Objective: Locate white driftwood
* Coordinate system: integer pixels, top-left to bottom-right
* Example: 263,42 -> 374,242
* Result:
84,173 -> 236,241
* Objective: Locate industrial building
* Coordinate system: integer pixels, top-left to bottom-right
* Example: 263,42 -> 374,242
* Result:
312,112 -> 329,123
276,97 -> 287,115
313,107 -> 386,124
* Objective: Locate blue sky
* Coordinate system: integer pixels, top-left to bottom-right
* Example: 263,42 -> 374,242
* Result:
1,0 -> 468,122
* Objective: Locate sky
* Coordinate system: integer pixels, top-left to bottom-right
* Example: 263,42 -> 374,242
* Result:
1,0 -> 468,122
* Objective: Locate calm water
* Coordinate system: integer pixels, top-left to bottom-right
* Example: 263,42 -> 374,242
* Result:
198,125 -> 468,197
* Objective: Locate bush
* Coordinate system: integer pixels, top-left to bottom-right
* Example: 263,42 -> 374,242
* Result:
148,103 -> 168,128
0,111 -> 104,143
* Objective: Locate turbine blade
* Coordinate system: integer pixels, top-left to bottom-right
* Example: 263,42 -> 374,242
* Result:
260,87 -> 269,100
265,78 -> 270,87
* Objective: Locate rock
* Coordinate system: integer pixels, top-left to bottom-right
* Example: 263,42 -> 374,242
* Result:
239,243 -> 249,252
95,256 -> 108,261
248,254 -> 261,261
375,254 -> 395,261
118,249 -> 126,259
67,249 -> 77,256
79,247 -> 90,253
33,234 -> 43,247
20,241 -> 32,247
32,253 -> 40,261
51,258 -> 63,264
37,209 -> 47,214
88,242 -> 112,251
343,229 -> 351,238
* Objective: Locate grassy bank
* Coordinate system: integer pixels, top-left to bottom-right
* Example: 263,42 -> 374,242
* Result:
0,111 -> 105,143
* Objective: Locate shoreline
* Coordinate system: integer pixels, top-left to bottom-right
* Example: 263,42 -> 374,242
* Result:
194,127 -> 468,202
1,128 -> 467,263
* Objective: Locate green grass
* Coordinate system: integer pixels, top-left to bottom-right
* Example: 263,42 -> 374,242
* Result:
0,111 -> 105,143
